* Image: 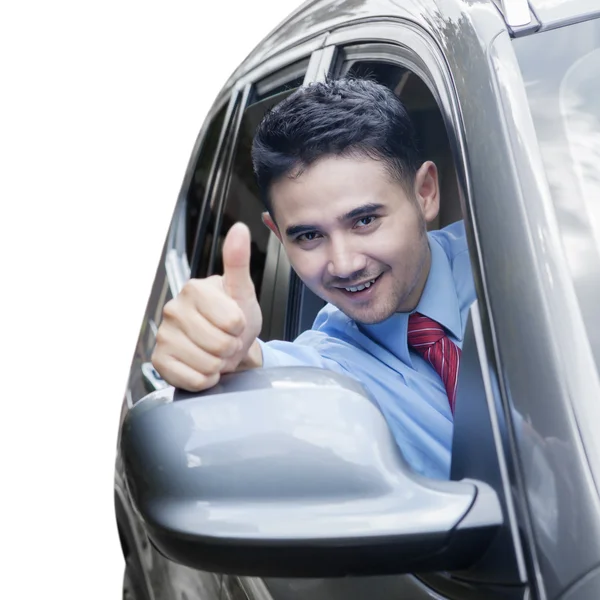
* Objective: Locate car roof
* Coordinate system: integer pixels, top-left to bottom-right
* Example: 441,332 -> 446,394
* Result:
234,0 -> 598,75
214,0 -> 599,106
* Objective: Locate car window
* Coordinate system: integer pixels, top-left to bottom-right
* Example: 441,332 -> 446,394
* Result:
209,76 -> 306,300
252,58 -> 308,102
185,103 -> 228,262
286,47 -> 463,340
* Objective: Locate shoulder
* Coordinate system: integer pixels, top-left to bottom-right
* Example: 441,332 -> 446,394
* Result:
307,302 -> 351,334
428,220 -> 467,259
430,220 -> 475,308
292,304 -> 355,350
292,303 -> 362,356
259,304 -> 356,373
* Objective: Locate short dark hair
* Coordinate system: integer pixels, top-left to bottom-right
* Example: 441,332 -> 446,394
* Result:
251,77 -> 422,213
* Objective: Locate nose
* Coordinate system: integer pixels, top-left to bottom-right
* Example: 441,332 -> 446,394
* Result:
326,235 -> 367,280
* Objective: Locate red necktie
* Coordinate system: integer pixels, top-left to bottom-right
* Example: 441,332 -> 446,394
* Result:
407,312 -> 461,414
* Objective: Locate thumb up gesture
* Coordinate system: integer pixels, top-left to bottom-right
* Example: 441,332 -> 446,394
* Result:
152,223 -> 263,391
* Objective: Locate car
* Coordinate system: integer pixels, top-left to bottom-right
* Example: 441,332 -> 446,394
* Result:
114,0 -> 600,598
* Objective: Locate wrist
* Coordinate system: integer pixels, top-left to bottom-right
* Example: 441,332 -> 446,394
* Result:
237,339 -> 263,370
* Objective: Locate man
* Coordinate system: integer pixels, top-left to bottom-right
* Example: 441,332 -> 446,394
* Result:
152,78 -> 475,480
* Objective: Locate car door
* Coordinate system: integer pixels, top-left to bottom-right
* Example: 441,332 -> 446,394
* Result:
225,17 -> 535,600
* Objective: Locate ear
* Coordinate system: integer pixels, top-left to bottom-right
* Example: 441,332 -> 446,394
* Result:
261,212 -> 282,242
413,161 -> 440,224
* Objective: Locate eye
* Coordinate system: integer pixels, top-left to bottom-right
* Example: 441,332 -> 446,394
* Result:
355,215 -> 377,228
296,231 -> 321,243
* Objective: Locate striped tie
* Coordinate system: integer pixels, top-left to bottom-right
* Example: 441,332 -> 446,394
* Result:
407,312 -> 461,414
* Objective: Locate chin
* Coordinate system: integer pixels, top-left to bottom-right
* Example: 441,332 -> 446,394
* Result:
346,304 -> 396,325
355,311 -> 394,325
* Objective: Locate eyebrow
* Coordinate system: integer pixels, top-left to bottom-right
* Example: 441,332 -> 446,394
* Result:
340,203 -> 385,222
285,203 -> 385,239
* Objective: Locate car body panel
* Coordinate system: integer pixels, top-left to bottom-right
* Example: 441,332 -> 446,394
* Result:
226,0 -> 505,89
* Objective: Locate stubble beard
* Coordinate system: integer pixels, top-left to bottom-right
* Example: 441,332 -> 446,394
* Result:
389,218 -> 431,316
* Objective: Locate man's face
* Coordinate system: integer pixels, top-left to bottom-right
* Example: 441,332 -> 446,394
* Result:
265,155 -> 440,324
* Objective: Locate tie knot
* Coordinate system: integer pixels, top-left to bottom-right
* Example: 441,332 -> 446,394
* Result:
407,312 -> 446,349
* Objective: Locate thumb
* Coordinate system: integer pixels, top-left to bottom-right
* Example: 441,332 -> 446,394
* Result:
222,222 -> 255,301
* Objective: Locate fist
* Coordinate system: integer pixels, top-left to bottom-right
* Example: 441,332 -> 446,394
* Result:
152,223 -> 263,391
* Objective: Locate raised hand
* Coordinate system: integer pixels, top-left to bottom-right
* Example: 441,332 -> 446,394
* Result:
152,223 -> 263,391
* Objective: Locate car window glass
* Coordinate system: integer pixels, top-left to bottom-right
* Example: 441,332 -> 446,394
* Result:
185,103 -> 228,261
210,80 -> 306,299
252,58 -> 308,102
515,20 -> 600,365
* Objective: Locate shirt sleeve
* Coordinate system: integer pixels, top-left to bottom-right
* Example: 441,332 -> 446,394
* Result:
257,332 -> 353,377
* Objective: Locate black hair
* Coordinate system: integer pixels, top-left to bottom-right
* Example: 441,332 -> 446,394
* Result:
251,77 -> 422,213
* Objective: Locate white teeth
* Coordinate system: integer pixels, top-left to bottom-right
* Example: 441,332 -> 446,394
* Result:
345,279 -> 376,293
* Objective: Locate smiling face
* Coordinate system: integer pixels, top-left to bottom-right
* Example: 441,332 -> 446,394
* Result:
264,155 -> 441,324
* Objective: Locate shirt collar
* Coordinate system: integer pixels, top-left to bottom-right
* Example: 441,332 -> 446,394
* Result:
357,233 -> 462,361
415,233 -> 462,341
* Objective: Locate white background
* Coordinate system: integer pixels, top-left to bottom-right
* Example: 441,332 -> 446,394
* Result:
1,1 -> 302,597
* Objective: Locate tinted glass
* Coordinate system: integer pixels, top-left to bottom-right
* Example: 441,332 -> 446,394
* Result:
252,58 -> 308,102
211,87 -> 303,299
515,19 -> 600,363
185,103 -> 227,261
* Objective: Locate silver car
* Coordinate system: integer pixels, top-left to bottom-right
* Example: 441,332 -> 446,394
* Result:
114,0 -> 600,599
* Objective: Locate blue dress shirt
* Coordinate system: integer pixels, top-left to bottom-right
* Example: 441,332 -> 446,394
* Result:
258,220 -> 475,479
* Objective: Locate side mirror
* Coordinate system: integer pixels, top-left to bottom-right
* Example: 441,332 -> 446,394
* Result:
121,367 -> 502,577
